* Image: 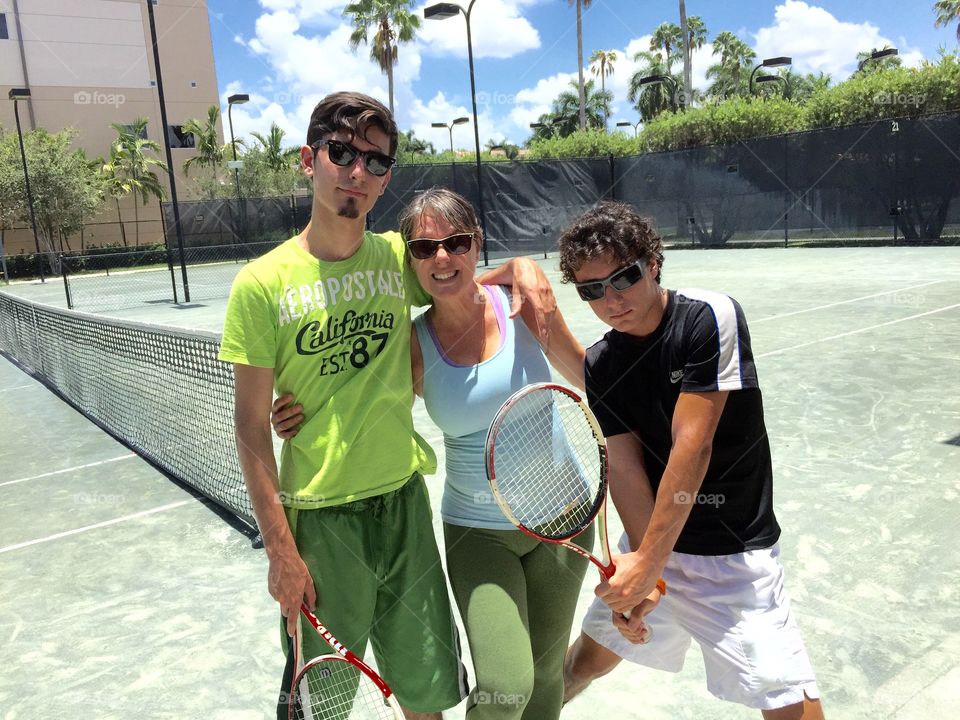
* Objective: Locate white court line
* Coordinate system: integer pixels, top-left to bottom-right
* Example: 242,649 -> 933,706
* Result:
759,303 -> 960,358
0,500 -> 193,554
753,280 -> 945,323
0,454 -> 137,488
0,384 -> 34,393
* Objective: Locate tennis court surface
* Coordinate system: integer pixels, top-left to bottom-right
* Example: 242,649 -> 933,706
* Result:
1,245 -> 958,719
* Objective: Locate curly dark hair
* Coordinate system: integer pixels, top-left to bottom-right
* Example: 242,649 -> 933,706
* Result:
558,201 -> 664,284
305,91 -> 399,156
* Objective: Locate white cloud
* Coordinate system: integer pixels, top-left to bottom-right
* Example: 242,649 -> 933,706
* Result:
417,0 -> 541,60
754,1 -> 925,80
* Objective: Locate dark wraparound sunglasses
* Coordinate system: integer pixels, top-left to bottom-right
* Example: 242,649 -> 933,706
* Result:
574,260 -> 645,301
406,233 -> 475,260
312,139 -> 396,177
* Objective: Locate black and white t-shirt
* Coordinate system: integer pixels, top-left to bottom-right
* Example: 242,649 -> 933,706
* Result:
585,289 -> 781,555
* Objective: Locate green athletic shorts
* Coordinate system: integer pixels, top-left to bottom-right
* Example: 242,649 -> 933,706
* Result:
277,474 -> 468,716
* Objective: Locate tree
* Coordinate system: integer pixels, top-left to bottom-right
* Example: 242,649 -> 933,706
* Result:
250,123 -> 299,172
109,118 -> 168,246
535,79 -> 613,140
344,0 -> 420,116
682,15 -> 707,104
569,0 -> 594,130
182,105 -> 225,176
650,22 -> 682,76
706,31 -> 757,100
628,50 -> 679,121
100,144 -> 133,247
0,127 -> 104,261
590,49 -> 618,128
934,0 -> 960,43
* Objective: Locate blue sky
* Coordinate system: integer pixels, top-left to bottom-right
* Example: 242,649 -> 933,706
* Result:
206,0 -> 955,149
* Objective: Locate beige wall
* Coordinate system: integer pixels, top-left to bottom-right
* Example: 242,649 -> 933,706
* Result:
0,0 -> 222,256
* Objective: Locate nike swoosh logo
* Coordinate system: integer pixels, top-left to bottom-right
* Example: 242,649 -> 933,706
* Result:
670,369 -> 684,383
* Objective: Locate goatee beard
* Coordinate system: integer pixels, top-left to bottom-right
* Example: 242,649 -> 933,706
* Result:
337,198 -> 360,219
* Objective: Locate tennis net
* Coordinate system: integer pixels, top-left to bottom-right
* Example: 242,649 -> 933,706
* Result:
0,291 -> 255,530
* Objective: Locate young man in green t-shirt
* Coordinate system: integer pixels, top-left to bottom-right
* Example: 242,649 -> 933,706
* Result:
219,91 -> 554,719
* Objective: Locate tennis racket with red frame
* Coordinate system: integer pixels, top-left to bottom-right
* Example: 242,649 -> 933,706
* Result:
287,604 -> 403,720
485,383 -> 665,605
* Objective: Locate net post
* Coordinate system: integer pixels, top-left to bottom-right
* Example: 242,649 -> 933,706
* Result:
161,202 -> 179,304
59,253 -> 73,309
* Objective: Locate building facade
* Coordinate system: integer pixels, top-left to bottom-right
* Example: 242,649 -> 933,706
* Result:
0,0 -> 222,255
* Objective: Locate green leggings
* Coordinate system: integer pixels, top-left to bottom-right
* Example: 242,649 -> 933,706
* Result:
443,522 -> 592,720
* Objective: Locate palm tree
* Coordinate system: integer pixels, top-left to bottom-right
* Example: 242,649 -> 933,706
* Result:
533,79 -> 612,140
682,15 -> 707,103
650,22 -> 682,76
706,31 -> 757,99
569,0 -> 594,130
100,146 -> 132,247
628,51 -> 678,121
109,118 -> 168,246
182,105 -> 225,176
590,49 -> 618,128
934,0 -> 960,43
344,0 -> 420,116
250,123 -> 299,172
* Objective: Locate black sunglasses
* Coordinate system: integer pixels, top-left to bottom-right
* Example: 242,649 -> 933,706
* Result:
406,233 -> 475,260
574,260 -> 645,301
312,138 -> 395,177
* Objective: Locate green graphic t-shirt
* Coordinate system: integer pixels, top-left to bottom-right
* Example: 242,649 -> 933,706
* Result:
218,232 -> 436,508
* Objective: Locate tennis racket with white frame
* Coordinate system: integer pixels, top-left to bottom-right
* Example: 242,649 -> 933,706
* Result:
485,383 -> 665,615
287,604 -> 403,720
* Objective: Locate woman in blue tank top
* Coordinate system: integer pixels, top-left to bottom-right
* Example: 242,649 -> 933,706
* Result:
400,188 -> 589,720
273,187 -> 589,720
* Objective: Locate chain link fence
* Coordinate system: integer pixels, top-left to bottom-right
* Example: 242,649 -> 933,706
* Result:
3,112 -> 957,310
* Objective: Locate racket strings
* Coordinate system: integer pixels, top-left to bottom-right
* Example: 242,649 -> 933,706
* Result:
294,658 -> 396,719
492,390 -> 604,539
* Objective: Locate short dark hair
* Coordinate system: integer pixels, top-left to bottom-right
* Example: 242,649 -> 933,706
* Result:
558,201 -> 664,284
305,91 -> 399,156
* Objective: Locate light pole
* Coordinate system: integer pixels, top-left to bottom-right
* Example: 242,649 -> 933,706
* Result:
8,88 -> 43,282
858,47 -> 898,73
615,120 -> 642,138
754,74 -> 786,95
638,74 -> 680,111
749,56 -> 792,95
530,115 -> 574,139
227,93 -> 249,244
424,1 -> 488,265
431,116 -> 470,158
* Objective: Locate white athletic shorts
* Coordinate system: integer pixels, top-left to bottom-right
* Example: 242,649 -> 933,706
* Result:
581,536 -> 820,710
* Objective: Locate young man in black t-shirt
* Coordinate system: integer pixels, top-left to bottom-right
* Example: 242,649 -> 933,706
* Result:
559,202 -> 824,719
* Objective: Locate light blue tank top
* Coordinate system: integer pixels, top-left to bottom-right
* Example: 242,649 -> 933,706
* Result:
414,285 -> 552,529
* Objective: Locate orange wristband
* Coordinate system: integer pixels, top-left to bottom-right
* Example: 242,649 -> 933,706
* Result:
656,578 -> 667,595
